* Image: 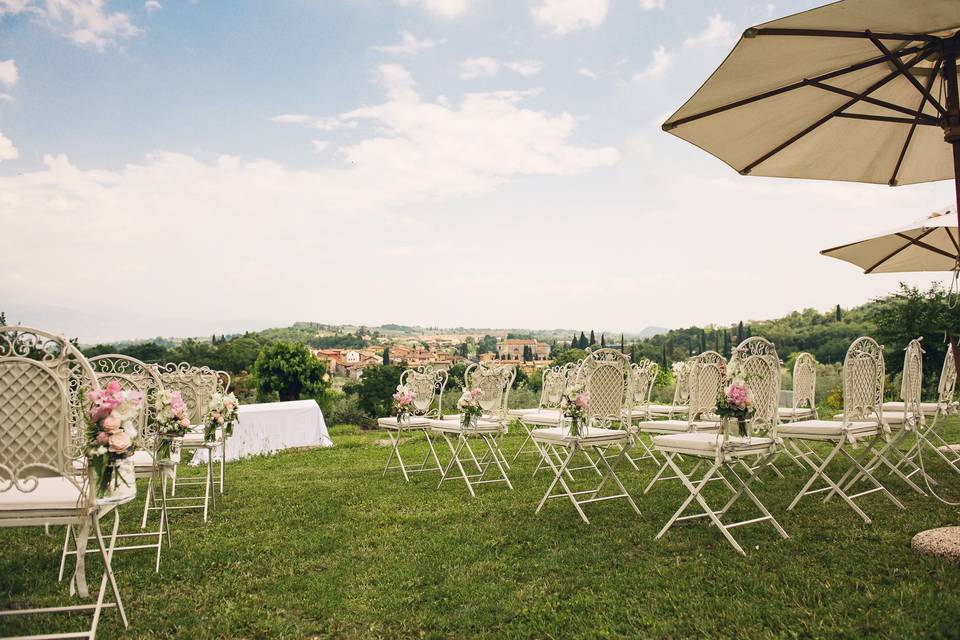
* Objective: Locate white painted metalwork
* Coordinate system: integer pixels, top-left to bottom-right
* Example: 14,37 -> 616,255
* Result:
0,326 -> 132,639
652,336 -> 788,555
511,363 -> 571,461
429,363 -> 516,497
778,353 -> 818,423
530,349 -> 640,524
376,366 -> 448,481
60,354 -> 171,577
779,337 -> 904,523
648,360 -> 690,419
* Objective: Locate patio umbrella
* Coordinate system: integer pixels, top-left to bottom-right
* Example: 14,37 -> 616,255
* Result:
661,0 -> 960,230
820,206 -> 959,273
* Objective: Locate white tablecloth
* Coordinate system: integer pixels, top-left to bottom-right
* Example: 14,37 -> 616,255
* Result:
191,399 -> 333,464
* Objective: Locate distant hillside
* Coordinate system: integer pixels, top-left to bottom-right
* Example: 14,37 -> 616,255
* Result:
637,326 -> 669,338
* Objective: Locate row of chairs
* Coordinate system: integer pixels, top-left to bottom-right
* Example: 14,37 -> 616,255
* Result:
377,337 -> 958,555
0,326 -> 232,639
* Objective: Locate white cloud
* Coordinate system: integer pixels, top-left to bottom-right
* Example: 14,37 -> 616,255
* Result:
311,140 -> 329,153
0,59 -> 17,86
531,0 -> 608,35
506,60 -> 543,76
144,1 -> 161,14
631,45 -> 672,81
459,56 -> 499,79
395,0 -> 467,18
639,0 -> 664,9
270,114 -> 358,131
684,13 -> 735,48
372,30 -> 436,55
578,67 -> 597,78
0,0 -> 141,50
0,131 -> 18,161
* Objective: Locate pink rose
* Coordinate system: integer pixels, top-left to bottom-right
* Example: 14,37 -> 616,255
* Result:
215,414 -> 224,424
105,380 -> 122,395
96,431 -> 109,445
102,415 -> 121,432
107,431 -> 131,453
179,417 -> 190,428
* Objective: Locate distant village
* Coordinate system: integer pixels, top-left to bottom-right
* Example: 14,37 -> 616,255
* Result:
315,333 -> 553,379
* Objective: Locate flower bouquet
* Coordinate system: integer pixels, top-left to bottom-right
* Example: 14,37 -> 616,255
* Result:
205,391 -> 239,442
82,380 -> 143,499
715,365 -> 754,438
560,384 -> 589,437
393,385 -> 415,424
154,388 -> 191,461
457,387 -> 484,428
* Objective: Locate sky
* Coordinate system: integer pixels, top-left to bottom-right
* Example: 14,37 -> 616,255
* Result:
0,0 -> 954,343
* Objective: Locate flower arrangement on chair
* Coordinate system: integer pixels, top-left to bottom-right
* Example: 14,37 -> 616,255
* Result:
205,391 -> 239,441
716,363 -> 755,438
83,380 -> 143,497
560,384 -> 589,437
392,385 -> 415,424
457,387 -> 484,428
154,388 -> 190,461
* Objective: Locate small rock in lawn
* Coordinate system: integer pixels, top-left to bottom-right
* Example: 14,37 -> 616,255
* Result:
911,527 -> 960,563
374,438 -> 393,447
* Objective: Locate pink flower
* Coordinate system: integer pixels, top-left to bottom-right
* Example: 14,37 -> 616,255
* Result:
102,415 -> 121,432
215,414 -> 224,424
179,417 -> 190,428
105,380 -> 121,395
470,388 -> 483,399
574,392 -> 590,409
96,431 -> 109,445
170,391 -> 187,417
107,431 -> 131,453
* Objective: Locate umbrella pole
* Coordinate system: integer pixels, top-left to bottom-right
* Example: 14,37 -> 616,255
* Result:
943,39 -> 960,230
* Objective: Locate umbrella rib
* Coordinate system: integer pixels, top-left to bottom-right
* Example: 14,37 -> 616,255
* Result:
753,28 -> 939,43
890,57 -> 943,186
834,113 -> 937,126
893,232 -> 958,261
741,48 -> 934,175
806,80 -> 938,123
947,227 -> 960,256
866,31 -> 947,117
664,45 -> 927,130
863,228 -> 937,274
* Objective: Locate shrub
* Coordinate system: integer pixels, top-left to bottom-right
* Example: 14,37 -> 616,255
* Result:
328,395 -> 373,428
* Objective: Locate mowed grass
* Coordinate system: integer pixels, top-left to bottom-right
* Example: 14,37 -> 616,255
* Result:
2,419 -> 960,639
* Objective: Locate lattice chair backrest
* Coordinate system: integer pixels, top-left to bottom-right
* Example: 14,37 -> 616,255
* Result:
566,360 -> 586,389
540,365 -> 569,409
731,337 -> 781,433
698,351 -> 727,366
578,348 -> 629,428
90,354 -> 163,455
0,326 -> 97,497
688,359 -> 725,422
672,359 -> 692,405
842,337 -> 885,425
465,363 -> 514,419
155,363 -> 219,425
399,366 -> 447,416
938,342 -> 958,406
218,370 -> 231,393
900,339 -> 924,416
792,353 -> 817,411
630,359 -> 659,407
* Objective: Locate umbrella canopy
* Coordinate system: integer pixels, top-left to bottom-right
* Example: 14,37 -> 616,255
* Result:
821,206 -> 960,273
662,0 -> 960,229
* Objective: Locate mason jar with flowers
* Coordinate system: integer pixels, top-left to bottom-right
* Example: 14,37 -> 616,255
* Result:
560,385 -> 589,438
392,385 -> 416,425
457,387 -> 484,429
154,388 -> 191,462
715,366 -> 755,438
82,380 -> 143,500
205,391 -> 239,442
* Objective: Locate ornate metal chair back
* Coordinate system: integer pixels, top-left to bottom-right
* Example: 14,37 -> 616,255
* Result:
465,363 -> 515,421
540,364 -> 569,410
731,337 -> 781,435
792,353 -> 817,411
900,339 -> 924,419
0,327 -> 98,500
697,350 -> 726,366
155,363 -> 219,425
672,359 -> 692,405
399,365 -> 448,417
687,359 -> 724,422
577,348 -> 630,430
90,354 -> 163,456
630,359 -> 659,409
841,337 -> 885,425
938,342 -> 957,407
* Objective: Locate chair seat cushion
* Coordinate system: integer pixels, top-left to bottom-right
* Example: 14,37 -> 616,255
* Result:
633,419 -> 719,434
0,477 -> 97,517
427,417 -> 503,434
880,401 -> 942,416
377,416 -> 431,430
518,410 -> 563,426
652,432 -> 774,457
777,407 -> 815,419
832,411 -> 910,425
131,450 -> 156,470
778,419 -> 879,438
648,404 -> 687,415
508,408 -> 543,417
531,426 -> 628,445
181,429 -> 221,447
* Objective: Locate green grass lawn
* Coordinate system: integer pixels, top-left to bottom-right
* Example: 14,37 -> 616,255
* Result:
2,420 -> 960,639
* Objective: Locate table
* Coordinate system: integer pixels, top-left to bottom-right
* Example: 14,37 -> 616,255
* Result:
191,399 -> 333,464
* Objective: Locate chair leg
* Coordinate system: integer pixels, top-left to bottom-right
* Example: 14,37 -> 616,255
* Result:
57,524 -> 73,582
140,473 -> 154,530
220,438 -> 226,494
535,443 -> 588,523
785,439 -> 872,523
481,434 -> 513,490
203,455 -> 212,522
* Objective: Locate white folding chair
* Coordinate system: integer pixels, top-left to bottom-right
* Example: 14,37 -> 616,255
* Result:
652,336 -> 789,555
530,348 -> 640,523
60,354 -> 172,576
620,359 -> 660,469
154,363 -> 220,522
636,355 -> 724,494
429,364 -> 516,497
647,360 -> 690,419
376,366 -> 448,481
779,337 -> 905,524
778,353 -> 818,423
509,363 -> 570,461
0,327 -> 132,639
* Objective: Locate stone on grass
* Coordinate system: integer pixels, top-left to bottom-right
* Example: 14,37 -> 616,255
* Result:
912,527 -> 960,562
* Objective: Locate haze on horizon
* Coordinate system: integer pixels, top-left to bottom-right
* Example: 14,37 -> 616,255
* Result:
0,0 -> 953,344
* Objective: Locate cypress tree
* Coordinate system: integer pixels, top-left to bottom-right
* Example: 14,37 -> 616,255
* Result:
835,304 -> 842,322
620,333 -> 625,353
578,331 -> 588,349
660,343 -> 667,367
600,333 -> 606,348
723,331 -> 731,357
589,330 -> 596,346
571,333 -> 578,348
382,347 -> 390,365
736,321 -> 744,344
699,330 -> 707,354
